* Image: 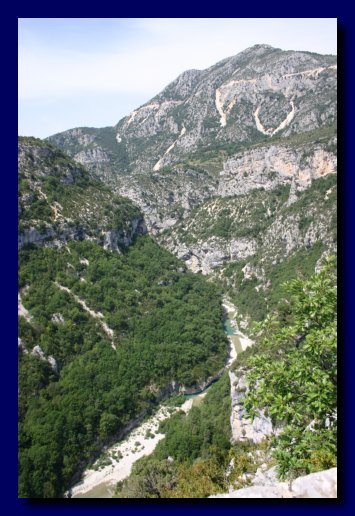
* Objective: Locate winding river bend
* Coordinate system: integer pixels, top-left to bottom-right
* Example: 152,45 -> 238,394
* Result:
68,300 -> 246,498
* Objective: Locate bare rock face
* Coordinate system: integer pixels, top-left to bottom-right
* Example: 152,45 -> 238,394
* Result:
178,367 -> 225,395
102,218 -> 147,251
229,370 -> 276,444
47,356 -> 58,373
74,147 -> 110,167
31,345 -> 46,360
251,464 -> 279,487
48,45 -> 336,232
218,144 -> 336,199
168,237 -> 258,275
51,313 -> 65,324
18,227 -> 56,248
210,468 -> 337,498
31,345 -> 58,372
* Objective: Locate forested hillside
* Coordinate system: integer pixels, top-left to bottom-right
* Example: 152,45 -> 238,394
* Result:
18,139 -> 228,498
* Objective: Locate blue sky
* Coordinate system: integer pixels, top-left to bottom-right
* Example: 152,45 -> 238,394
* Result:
18,18 -> 337,138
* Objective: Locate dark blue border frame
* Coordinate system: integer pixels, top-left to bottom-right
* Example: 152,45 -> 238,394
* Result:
3,5 -> 353,515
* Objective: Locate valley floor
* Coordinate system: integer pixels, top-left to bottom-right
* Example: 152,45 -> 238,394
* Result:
69,300 -> 244,498
69,392 -> 208,497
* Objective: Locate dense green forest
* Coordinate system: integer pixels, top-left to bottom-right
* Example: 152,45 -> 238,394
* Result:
114,258 -> 337,497
18,236 -> 228,497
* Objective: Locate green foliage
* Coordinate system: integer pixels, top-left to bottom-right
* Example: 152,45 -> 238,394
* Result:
22,197 -> 53,222
19,135 -> 50,147
18,237 -> 228,498
157,374 -> 231,463
99,413 -> 120,439
115,374 -> 232,498
203,116 -> 219,130
241,256 -> 337,479
253,123 -> 337,152
285,173 -> 336,216
224,263 -> 266,322
186,124 -> 335,166
115,458 -> 177,498
210,209 -> 232,238
169,184 -> 290,248
265,242 -> 327,310
165,457 -> 227,498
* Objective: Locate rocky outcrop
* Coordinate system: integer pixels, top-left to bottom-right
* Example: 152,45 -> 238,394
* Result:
18,138 -> 146,252
51,313 -> 65,323
221,302 -> 274,445
112,164 -> 217,233
144,371 -> 226,398
18,225 -> 87,249
18,293 -> 32,322
178,368 -> 225,395
210,467 -> 337,498
218,143 -> 336,200
74,147 -> 110,167
263,210 -> 336,259
18,227 -> 56,248
47,356 -> 58,373
168,237 -> 258,275
102,217 -> 147,251
229,369 -> 276,444
31,345 -> 58,373
18,222 -> 141,251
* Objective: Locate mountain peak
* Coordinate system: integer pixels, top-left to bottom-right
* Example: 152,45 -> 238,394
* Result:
49,45 -> 336,193
245,43 -> 275,50
235,43 -> 279,56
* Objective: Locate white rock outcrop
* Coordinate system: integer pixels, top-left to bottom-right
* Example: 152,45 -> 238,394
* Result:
30,345 -> 58,372
172,237 -> 258,275
210,467 -> 337,498
218,145 -> 336,199
229,370 -> 275,444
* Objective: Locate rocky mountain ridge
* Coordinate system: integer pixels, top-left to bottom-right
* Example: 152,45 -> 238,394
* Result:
49,44 -> 336,178
18,137 -> 147,251
48,45 -> 337,226
47,46 -> 337,322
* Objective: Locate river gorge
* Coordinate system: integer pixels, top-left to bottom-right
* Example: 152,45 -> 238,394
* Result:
67,300 -> 250,498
